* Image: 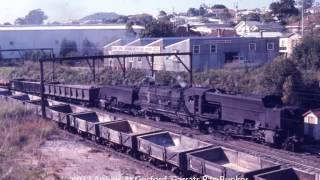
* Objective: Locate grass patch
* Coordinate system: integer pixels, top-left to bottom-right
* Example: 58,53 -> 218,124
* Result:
0,100 -> 57,179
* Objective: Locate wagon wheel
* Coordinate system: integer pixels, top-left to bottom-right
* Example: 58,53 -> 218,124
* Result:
206,126 -> 215,134
155,116 -> 161,122
139,154 -> 149,161
191,121 -> 200,130
170,166 -> 181,175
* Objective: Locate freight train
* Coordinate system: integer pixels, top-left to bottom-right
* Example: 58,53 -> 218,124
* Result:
8,79 -> 303,150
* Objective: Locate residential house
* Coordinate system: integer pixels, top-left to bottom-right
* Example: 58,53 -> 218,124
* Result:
279,33 -> 302,57
235,21 -> 284,36
303,109 -> 320,141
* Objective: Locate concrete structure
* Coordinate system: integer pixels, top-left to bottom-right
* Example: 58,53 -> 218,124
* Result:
303,109 -> 320,141
279,33 -> 302,57
0,25 -> 144,59
104,37 -> 279,72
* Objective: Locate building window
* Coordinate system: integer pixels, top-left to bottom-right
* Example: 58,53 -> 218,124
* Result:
128,57 -> 134,63
267,42 -> 275,51
249,43 -> 256,51
137,57 -> 142,63
193,45 -> 200,54
280,40 -> 286,47
210,44 -> 217,54
9,41 -> 14,45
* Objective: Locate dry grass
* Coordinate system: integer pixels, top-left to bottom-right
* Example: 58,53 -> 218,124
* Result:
0,100 -> 57,180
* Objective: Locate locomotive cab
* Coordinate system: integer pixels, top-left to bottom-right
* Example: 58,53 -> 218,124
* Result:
184,88 -> 221,120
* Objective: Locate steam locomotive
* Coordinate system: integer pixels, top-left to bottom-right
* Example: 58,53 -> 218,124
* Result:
9,79 -> 303,150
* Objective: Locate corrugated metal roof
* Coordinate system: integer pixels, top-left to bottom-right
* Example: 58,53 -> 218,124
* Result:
0,25 -> 145,31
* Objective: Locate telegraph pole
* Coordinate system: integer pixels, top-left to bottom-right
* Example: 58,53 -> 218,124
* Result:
302,0 -> 304,36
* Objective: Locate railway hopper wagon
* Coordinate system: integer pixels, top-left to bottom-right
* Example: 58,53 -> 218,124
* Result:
187,147 -> 280,179
45,84 -> 100,106
136,131 -> 212,175
96,120 -> 162,152
10,79 -> 41,95
68,111 -> 121,140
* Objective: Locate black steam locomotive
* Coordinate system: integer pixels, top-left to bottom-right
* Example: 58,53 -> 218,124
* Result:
9,79 -> 303,149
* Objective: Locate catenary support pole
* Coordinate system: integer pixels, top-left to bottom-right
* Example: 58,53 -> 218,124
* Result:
40,59 -> 46,118
190,53 -> 193,87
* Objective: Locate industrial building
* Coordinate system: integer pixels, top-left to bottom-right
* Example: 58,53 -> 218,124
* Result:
104,37 -> 279,72
0,25 -> 144,59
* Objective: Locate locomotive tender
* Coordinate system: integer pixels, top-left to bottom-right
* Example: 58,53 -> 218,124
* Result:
8,79 -> 303,148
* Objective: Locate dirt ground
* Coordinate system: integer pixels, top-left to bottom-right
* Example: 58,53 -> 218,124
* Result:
33,132 -> 168,180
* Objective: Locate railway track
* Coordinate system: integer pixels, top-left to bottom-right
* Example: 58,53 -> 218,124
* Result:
1,89 -> 320,177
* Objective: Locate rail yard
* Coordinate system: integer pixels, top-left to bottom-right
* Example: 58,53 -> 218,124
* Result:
0,78 -> 320,180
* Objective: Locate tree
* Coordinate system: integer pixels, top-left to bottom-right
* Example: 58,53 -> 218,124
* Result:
187,8 -> 199,16
3,22 -> 11,25
14,18 -> 25,25
140,20 -> 175,37
299,0 -> 314,10
292,35 -> 320,70
282,75 -> 299,105
125,21 -> 137,37
82,39 -> 101,56
24,9 -> 48,24
59,39 -> 78,57
15,9 -> 48,25
241,13 -> 261,21
269,0 -> 299,24
212,4 -> 227,9
127,14 -> 154,26
159,10 -> 167,17
260,57 -> 302,105
199,7 -> 206,16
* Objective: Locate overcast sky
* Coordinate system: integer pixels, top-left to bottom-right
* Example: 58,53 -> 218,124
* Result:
0,0 -> 315,23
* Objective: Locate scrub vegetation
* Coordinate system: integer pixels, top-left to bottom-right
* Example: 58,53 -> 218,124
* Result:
0,100 -> 56,179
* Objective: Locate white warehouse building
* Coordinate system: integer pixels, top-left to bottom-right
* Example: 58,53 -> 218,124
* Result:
0,25 -> 144,59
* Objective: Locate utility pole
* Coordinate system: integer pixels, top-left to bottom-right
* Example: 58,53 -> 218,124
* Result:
302,0 -> 305,36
